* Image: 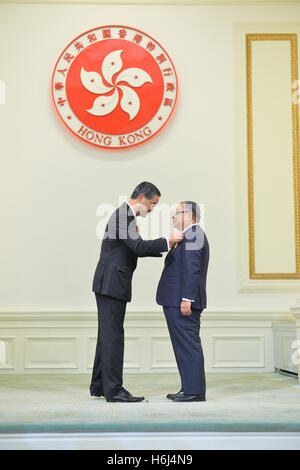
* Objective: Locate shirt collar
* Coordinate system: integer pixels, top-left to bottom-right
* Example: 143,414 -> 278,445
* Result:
183,223 -> 199,233
125,201 -> 137,220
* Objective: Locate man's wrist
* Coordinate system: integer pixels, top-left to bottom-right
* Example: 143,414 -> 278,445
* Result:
182,298 -> 195,302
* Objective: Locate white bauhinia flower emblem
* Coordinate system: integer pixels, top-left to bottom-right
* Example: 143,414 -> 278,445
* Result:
80,50 -> 152,121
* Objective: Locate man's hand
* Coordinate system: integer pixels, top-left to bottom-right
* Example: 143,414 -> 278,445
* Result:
180,300 -> 192,316
169,229 -> 184,248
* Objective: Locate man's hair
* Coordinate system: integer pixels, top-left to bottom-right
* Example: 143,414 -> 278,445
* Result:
181,201 -> 201,223
131,181 -> 161,199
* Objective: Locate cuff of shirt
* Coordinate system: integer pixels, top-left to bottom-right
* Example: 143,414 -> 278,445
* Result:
162,236 -> 170,251
182,298 -> 195,302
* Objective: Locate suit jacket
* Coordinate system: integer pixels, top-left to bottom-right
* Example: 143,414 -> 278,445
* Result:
92,202 -> 168,302
156,224 -> 209,309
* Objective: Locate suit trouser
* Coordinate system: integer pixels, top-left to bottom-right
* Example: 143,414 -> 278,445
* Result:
90,293 -> 127,399
163,305 -> 206,396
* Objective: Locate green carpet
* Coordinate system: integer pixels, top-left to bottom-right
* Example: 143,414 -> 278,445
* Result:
0,372 -> 299,433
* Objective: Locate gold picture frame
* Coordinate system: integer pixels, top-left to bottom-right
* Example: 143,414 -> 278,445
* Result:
246,33 -> 300,279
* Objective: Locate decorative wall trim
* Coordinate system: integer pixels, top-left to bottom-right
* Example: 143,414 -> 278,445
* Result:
24,335 -> 79,369
235,24 -> 300,292
0,309 -> 294,322
2,1 -> 300,5
0,309 -> 294,374
212,334 -> 265,368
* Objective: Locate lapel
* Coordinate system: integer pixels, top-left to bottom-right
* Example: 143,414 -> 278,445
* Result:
164,241 -> 182,265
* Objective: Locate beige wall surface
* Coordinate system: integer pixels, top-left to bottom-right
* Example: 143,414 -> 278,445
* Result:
1,2 -> 300,312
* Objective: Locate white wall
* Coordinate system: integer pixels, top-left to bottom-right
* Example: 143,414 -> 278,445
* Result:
1,2 -> 300,314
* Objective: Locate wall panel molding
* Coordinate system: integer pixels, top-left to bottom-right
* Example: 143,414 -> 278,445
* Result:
246,33 -> 300,280
2,1 -> 299,5
24,335 -> 79,369
235,24 -> 300,291
212,334 -> 265,368
0,309 -> 295,374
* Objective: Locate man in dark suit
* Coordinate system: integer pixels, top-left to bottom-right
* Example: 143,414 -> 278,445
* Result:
156,201 -> 209,402
90,182 -> 183,403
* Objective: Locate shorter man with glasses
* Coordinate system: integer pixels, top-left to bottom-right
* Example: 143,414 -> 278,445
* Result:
156,201 -> 209,402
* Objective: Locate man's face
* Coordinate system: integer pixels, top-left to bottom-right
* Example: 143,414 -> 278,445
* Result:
138,194 -> 160,217
172,203 -> 192,230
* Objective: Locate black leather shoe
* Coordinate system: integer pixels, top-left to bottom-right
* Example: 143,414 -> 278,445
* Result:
166,389 -> 183,400
106,389 -> 145,403
172,393 -> 206,402
90,390 -> 104,398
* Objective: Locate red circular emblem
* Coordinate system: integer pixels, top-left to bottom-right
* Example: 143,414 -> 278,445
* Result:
51,25 -> 178,150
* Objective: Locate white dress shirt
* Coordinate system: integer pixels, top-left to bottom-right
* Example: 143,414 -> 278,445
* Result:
125,200 -> 136,220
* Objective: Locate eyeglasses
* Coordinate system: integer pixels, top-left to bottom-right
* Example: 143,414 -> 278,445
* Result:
174,211 -> 188,216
